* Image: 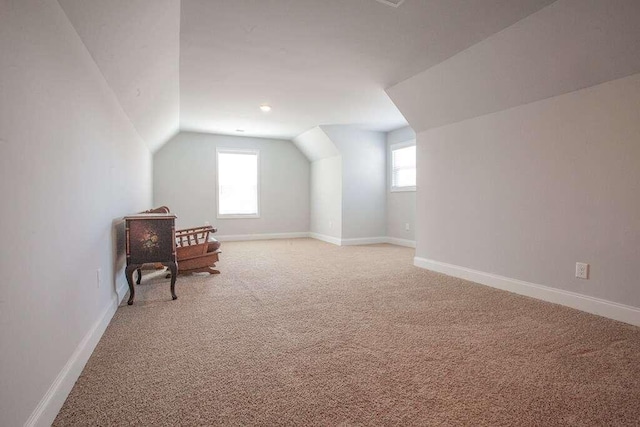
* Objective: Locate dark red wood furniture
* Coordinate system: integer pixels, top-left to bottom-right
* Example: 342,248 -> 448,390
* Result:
124,213 -> 178,305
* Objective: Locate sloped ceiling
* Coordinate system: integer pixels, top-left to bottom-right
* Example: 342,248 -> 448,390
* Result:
58,0 -> 180,153
179,0 -> 555,140
293,127 -> 339,162
59,0 -> 557,151
387,0 -> 640,134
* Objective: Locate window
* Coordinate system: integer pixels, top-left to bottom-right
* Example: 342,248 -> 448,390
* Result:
216,148 -> 260,218
390,141 -> 416,191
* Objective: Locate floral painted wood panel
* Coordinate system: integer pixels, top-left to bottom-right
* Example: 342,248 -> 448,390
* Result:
127,218 -> 175,264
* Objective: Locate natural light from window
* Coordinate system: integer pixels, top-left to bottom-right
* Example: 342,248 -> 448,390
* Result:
217,149 -> 259,217
391,143 -> 416,191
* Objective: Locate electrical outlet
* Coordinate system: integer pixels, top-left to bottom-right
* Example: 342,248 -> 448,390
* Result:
405,222 -> 410,231
575,262 -> 589,279
96,268 -> 102,288
329,221 -> 333,229
204,221 -> 210,226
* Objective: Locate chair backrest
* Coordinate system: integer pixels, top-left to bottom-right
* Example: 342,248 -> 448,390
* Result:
141,206 -> 170,214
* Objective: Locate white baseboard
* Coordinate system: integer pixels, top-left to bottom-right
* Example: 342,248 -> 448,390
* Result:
309,232 -> 342,246
309,233 -> 416,248
414,257 -> 640,327
341,236 -> 388,246
216,232 -> 310,242
116,277 -> 128,302
213,232 -> 412,248
25,288 -> 126,427
386,237 -> 416,248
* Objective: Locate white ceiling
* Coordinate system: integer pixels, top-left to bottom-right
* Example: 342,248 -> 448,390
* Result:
179,0 -> 555,140
59,0 -> 556,150
388,0 -> 640,133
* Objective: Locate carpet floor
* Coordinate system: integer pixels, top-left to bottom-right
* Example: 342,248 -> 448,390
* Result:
54,239 -> 640,426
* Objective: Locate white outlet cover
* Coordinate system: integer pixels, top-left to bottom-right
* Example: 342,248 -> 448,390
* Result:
575,262 -> 589,279
375,0 -> 405,7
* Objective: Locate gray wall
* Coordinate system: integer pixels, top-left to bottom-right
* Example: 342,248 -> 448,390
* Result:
310,156 -> 343,239
321,126 -> 387,240
417,72 -> 640,308
153,132 -> 310,236
0,1 -> 152,425
387,0 -> 640,311
386,127 -> 416,243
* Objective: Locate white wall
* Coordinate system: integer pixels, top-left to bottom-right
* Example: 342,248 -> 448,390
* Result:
321,126 -> 387,240
0,1 -> 152,425
153,132 -> 310,236
387,0 -> 640,322
310,156 -> 343,240
417,72 -> 640,309
386,126 -> 416,243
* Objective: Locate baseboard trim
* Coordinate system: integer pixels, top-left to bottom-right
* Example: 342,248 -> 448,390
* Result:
25,288 -> 125,427
213,232 -> 413,249
309,234 -> 416,248
386,237 -> 416,248
216,232 -> 310,242
341,236 -> 388,246
414,257 -> 640,327
309,232 -> 342,246
116,278 -> 128,302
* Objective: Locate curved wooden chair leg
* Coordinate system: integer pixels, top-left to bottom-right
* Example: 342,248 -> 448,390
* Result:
168,262 -> 178,300
125,265 -> 138,305
136,268 -> 142,284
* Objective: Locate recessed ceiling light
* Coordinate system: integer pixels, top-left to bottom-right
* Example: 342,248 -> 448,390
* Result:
235,129 -> 245,132
259,104 -> 272,112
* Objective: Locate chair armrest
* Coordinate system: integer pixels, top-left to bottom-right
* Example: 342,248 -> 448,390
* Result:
141,206 -> 170,214
176,225 -> 217,235
175,228 -> 211,247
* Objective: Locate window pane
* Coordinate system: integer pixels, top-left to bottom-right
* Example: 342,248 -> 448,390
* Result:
393,145 -> 415,169
392,145 -> 416,188
395,168 -> 416,188
218,152 -> 258,215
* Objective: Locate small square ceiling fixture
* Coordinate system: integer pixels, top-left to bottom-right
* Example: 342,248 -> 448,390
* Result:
375,0 -> 405,7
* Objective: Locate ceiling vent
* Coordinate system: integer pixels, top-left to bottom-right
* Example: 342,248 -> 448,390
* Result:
375,0 -> 405,7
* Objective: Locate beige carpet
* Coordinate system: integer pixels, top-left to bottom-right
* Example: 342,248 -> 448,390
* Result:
55,239 -> 640,426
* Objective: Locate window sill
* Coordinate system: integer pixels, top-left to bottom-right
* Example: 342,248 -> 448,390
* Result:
217,214 -> 260,219
391,186 -> 416,193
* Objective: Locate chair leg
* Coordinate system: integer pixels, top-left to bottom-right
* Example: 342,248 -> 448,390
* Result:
170,266 -> 220,275
125,265 -> 138,305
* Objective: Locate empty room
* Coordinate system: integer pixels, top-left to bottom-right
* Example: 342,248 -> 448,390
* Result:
2,0 -> 640,425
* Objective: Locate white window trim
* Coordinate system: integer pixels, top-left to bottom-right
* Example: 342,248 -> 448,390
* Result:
390,140 -> 416,192
216,147 -> 261,219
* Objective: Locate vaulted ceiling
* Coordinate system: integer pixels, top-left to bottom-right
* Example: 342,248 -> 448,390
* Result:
59,0 -> 556,152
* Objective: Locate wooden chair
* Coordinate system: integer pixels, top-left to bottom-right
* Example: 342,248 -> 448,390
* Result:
174,225 -> 221,275
136,207 -> 222,280
142,206 -> 171,214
